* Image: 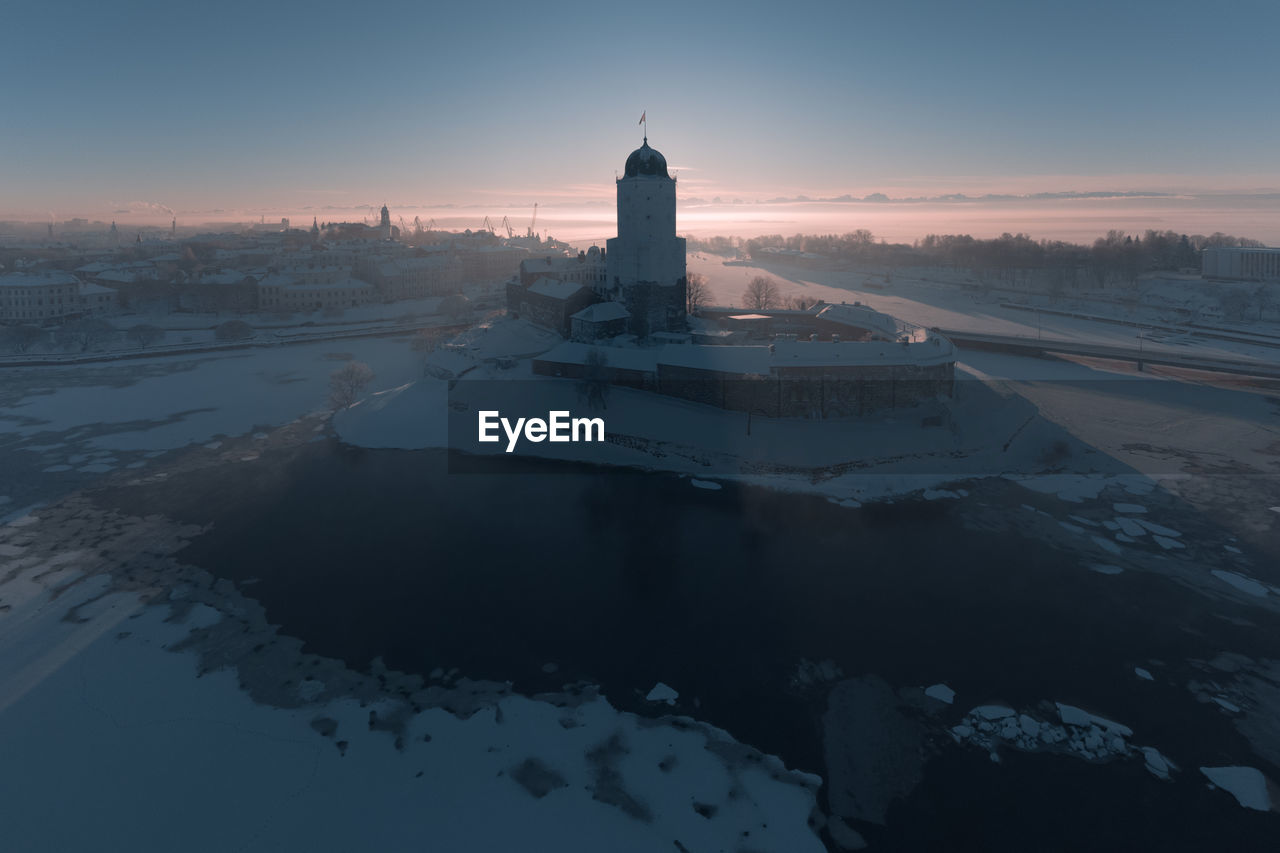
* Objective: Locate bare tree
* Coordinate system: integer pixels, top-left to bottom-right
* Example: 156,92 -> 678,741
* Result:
576,349 -> 610,410
1254,285 -> 1272,321
1218,289 -> 1251,322
782,294 -> 818,310
742,276 -> 780,311
1,325 -> 44,353
53,318 -> 115,352
214,320 -> 254,341
439,293 -> 472,323
411,328 -> 442,353
685,272 -> 710,315
329,361 -> 375,409
126,324 -> 164,348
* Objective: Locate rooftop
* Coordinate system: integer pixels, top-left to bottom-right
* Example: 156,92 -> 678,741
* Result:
0,271 -> 80,288
528,277 -> 586,300
571,301 -> 630,322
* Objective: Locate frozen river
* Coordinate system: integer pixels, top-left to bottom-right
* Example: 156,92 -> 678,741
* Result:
99,441 -> 1280,850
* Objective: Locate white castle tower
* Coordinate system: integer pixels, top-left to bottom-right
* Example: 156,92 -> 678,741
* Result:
605,135 -> 687,336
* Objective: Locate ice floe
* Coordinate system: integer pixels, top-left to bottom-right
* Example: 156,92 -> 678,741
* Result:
1114,517 -> 1147,537
645,682 -> 679,704
924,684 -> 955,704
689,479 -> 721,491
949,699 -> 1156,768
972,705 -> 1016,721
1114,503 -> 1148,514
1200,766 -> 1272,811
1055,703 -> 1133,737
1211,570 -> 1269,598
1135,667 -> 1153,681
1141,747 -> 1177,780
1135,519 -> 1181,538
1091,536 -> 1122,555
1009,474 -> 1108,503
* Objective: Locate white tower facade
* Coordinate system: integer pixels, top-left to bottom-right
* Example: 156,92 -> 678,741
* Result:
605,138 -> 687,335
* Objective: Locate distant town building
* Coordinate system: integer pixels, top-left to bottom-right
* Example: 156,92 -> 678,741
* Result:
257,273 -> 373,312
250,217 -> 291,233
518,249 -> 607,289
1202,247 -> 1280,282
513,277 -> 596,336
0,271 -> 116,323
182,269 -> 258,313
361,255 -> 459,301
458,244 -> 529,283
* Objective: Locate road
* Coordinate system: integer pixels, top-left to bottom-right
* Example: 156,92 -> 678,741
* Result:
939,328 -> 1280,379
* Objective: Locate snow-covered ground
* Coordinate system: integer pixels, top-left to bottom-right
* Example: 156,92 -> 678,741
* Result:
687,255 -> 1280,365
0,509 -> 825,852
1,337 -> 424,455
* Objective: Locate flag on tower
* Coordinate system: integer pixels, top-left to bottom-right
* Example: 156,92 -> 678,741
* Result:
639,111 -> 646,125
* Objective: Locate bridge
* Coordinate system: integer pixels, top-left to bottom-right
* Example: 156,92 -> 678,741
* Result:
936,328 -> 1280,380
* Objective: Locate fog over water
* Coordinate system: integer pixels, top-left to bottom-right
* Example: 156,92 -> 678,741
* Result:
147,194 -> 1279,246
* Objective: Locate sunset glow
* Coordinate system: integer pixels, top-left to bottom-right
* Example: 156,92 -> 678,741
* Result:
3,0 -> 1276,244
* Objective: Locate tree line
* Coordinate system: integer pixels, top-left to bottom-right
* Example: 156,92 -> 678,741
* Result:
686,229 -> 1267,289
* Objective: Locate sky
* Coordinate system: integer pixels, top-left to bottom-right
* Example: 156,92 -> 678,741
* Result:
2,0 -> 1278,241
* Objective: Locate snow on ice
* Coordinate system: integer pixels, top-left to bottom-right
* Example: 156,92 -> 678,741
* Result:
949,696 -> 1182,781
924,684 -> 955,705
1211,571 -> 1270,598
1200,766 -> 1273,811
645,682 -> 680,704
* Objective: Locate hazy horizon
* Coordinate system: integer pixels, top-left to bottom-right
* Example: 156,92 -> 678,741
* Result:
10,192 -> 1279,248
4,0 -> 1277,245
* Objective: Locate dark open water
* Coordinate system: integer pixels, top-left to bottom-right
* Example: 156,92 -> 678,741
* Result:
111,442 -> 1280,851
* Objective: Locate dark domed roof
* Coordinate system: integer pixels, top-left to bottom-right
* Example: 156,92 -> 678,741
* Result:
624,140 -> 670,178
